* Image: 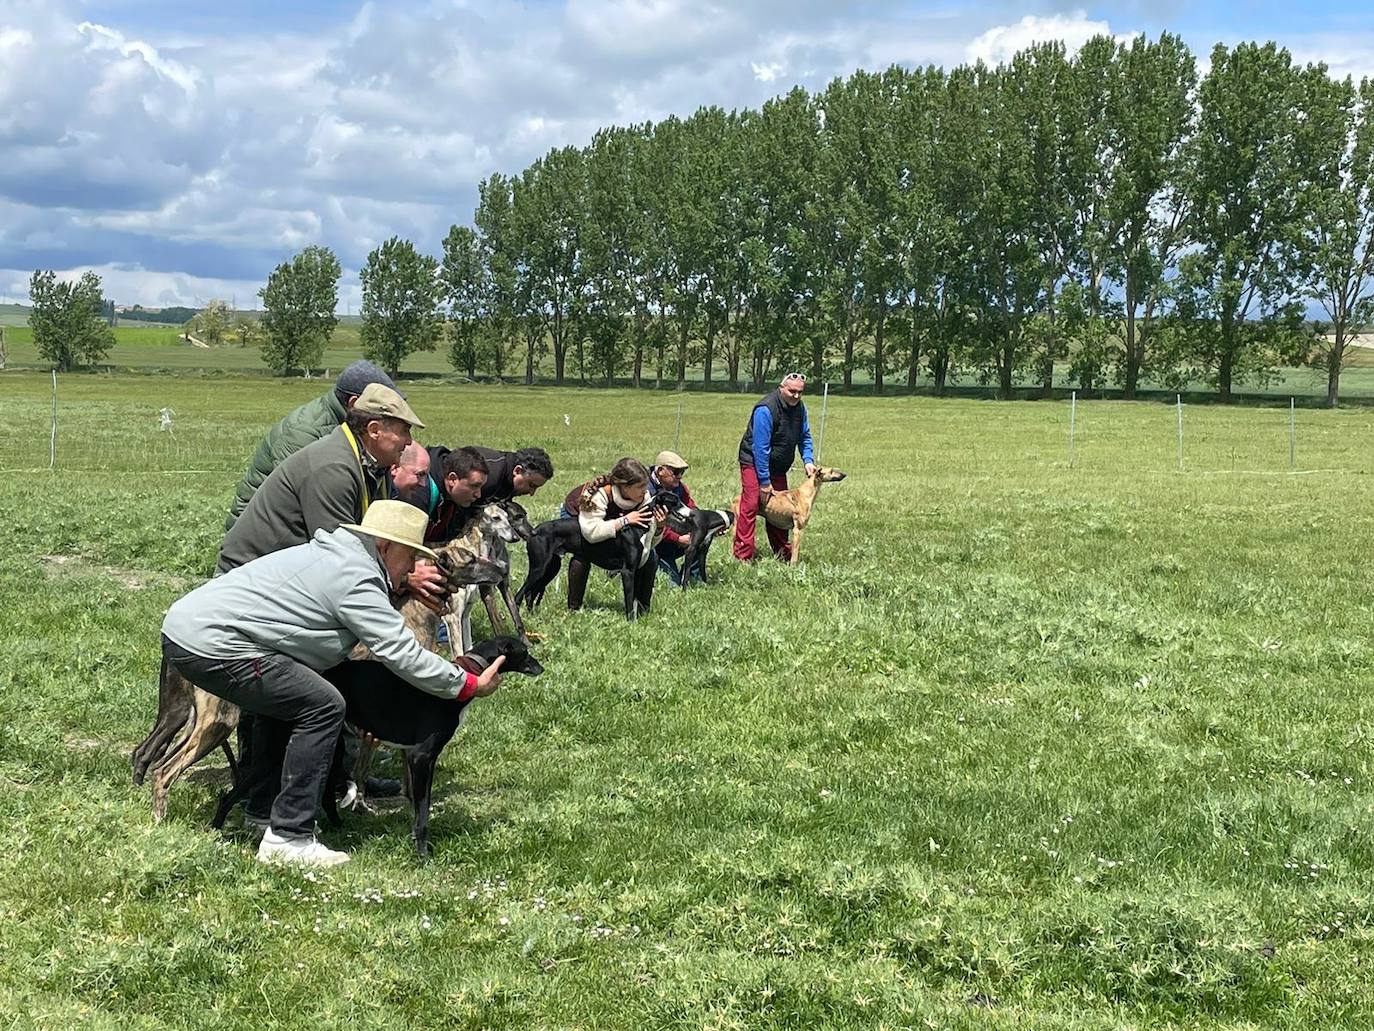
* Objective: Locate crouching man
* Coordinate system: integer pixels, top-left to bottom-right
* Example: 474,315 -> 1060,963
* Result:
159,500 -> 504,868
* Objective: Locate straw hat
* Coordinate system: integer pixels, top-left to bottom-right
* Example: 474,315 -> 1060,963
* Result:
342,500 -> 439,561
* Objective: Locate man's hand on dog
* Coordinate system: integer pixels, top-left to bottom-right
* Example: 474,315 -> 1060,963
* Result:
405,560 -> 447,613
760,484 -> 774,500
804,462 -> 817,477
468,655 -> 505,697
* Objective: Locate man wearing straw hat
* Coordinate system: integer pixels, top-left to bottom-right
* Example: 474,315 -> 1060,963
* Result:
732,372 -> 816,563
161,500 -> 505,867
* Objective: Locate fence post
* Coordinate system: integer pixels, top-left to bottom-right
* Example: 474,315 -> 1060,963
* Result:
1289,397 -> 1296,472
1176,394 -> 1183,472
673,395 -> 683,451
50,369 -> 57,471
1068,390 -> 1077,468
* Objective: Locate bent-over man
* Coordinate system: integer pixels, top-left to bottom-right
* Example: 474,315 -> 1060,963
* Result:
732,372 -> 815,563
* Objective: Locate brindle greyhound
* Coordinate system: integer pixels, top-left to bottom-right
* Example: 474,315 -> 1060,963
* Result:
138,529 -> 504,823
444,500 -> 535,651
732,465 -> 847,565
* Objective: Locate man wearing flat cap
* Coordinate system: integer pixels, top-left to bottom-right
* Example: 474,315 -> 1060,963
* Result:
649,449 -> 702,585
225,360 -> 400,531
216,383 -> 433,580
162,500 -> 505,867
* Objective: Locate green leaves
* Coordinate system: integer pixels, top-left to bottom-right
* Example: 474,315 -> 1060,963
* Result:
360,236 -> 442,377
258,245 -> 341,376
28,269 -> 114,372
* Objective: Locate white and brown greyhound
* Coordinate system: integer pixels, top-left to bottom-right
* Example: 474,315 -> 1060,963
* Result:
733,465 -> 847,564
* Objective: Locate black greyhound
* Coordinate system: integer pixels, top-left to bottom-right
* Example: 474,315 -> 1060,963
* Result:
655,497 -> 735,589
515,495 -> 667,620
211,637 -> 542,859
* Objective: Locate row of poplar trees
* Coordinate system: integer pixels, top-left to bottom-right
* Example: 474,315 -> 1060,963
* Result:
426,34 -> 1373,404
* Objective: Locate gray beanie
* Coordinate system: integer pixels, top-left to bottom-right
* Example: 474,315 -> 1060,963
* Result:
335,360 -> 400,402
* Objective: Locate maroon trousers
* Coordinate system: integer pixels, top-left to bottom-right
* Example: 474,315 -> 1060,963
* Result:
732,465 -> 790,562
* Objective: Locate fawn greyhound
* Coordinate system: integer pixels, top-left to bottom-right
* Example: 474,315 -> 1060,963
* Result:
733,465 -> 847,564
137,526 -> 505,822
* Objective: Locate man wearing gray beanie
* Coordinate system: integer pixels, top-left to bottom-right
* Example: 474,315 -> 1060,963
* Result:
225,360 -> 401,532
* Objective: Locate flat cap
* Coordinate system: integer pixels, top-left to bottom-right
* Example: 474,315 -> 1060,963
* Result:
353,382 -> 425,429
654,449 -> 688,472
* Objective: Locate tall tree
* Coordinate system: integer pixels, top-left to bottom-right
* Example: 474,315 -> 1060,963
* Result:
259,245 -> 341,375
360,236 -> 442,377
441,224 -> 489,380
1178,43 -> 1312,400
515,147 -> 587,385
474,173 -> 524,380
1301,74 -> 1374,406
28,269 -> 114,371
1100,33 -> 1197,398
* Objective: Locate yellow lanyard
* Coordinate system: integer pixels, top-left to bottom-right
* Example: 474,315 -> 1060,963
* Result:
340,424 -> 372,515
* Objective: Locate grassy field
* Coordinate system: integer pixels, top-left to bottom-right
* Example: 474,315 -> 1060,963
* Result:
2,372 -> 1374,1028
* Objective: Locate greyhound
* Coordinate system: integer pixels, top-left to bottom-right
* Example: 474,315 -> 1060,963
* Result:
445,500 -> 535,652
733,465 -> 847,565
655,497 -> 736,589
211,636 -> 543,860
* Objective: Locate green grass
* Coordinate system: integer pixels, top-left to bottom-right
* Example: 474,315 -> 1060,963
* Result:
2,373 -> 1374,1027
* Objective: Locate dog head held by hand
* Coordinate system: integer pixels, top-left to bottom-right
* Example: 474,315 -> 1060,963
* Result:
463,635 -> 544,678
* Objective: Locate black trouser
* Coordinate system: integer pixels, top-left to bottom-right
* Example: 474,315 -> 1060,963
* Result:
161,635 -> 344,838
566,555 -> 655,612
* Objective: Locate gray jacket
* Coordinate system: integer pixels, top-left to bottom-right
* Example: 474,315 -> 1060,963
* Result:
164,527 -> 462,699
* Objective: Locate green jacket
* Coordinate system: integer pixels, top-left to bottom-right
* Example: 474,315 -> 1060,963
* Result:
224,390 -> 347,532
216,425 -> 382,575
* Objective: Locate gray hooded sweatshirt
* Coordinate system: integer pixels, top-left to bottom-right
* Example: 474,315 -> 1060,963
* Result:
163,526 -> 462,699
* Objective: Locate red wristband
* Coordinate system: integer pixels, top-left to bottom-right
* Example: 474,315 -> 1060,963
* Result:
455,670 -> 480,703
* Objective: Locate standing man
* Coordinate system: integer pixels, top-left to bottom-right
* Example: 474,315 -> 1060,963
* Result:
225,360 -> 399,531
161,501 -> 505,867
732,372 -> 816,563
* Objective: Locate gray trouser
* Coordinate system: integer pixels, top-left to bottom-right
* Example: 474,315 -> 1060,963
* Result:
161,636 -> 344,837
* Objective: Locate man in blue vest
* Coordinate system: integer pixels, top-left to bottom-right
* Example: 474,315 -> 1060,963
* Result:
732,372 -> 816,562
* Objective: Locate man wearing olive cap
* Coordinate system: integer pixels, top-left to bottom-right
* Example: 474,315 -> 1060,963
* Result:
224,360 -> 400,532
162,501 -> 505,867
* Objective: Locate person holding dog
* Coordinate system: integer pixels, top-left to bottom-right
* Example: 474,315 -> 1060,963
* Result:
423,445 -> 490,544
648,449 -> 702,585
161,500 -> 506,868
732,372 -> 816,563
559,457 -> 666,612
224,360 -> 399,531
472,445 -> 554,504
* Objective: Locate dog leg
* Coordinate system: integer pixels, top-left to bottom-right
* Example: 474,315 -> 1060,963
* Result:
149,705 -> 234,823
621,567 -> 639,621
348,734 -> 379,813
406,751 -> 438,860
790,527 -> 803,565
131,655 -> 196,786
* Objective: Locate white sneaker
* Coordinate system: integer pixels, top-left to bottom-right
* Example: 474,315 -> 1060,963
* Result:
256,829 -> 350,868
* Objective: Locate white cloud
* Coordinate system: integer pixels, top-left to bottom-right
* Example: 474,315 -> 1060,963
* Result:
752,61 -> 784,82
2,0 -> 1372,309
966,11 -> 1124,66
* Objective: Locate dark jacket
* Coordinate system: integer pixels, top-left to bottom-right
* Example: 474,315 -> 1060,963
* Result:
472,446 -> 519,504
216,425 -> 382,574
225,390 -> 347,532
737,389 -> 814,483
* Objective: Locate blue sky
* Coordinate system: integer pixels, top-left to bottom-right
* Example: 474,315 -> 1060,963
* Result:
2,0 -> 1372,309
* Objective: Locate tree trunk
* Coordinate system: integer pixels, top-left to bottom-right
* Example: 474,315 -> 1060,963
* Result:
1219,353 -> 1233,402
1327,326 -> 1344,408
931,345 -> 949,396
906,302 -> 921,390
842,316 -> 856,390
872,301 -> 886,395
524,328 -> 535,385
999,339 -> 1014,400
703,321 -> 716,386
676,320 -> 689,391
1123,289 -> 1139,401
1040,288 -> 1055,400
